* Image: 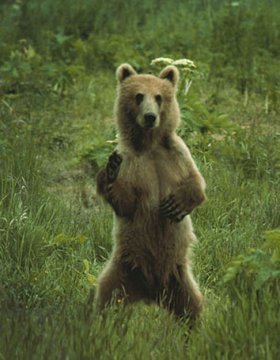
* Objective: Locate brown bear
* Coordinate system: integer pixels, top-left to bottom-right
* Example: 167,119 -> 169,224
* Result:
96,63 -> 206,323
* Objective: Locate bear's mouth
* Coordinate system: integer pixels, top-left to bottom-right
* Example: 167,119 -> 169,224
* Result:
145,122 -> 156,129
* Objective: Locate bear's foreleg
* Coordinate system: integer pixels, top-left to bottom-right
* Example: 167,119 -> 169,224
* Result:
96,151 -> 137,218
160,172 -> 206,222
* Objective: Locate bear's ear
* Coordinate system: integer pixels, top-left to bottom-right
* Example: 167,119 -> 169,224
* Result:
159,66 -> 179,87
116,63 -> 137,83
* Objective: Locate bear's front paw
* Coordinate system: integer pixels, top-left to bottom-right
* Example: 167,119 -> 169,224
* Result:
106,151 -> 122,183
159,194 -> 191,222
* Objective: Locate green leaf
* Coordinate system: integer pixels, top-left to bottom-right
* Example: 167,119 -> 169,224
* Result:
83,259 -> 90,273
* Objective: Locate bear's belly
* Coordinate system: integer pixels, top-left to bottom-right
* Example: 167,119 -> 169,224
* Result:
113,148 -> 194,279
114,213 -> 194,279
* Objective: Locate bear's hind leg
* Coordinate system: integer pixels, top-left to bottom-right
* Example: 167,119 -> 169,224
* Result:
96,262 -> 151,310
96,261 -> 124,310
121,265 -> 152,304
165,266 -> 203,324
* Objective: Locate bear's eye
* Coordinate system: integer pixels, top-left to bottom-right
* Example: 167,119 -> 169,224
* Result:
135,93 -> 144,105
155,94 -> 162,105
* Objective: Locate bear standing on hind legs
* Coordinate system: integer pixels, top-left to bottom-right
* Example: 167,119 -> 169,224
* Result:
96,63 -> 206,323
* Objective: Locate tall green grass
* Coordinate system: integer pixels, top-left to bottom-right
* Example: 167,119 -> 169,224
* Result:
1,87 -> 279,358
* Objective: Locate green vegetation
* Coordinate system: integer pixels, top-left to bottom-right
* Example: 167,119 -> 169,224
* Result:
0,0 -> 279,358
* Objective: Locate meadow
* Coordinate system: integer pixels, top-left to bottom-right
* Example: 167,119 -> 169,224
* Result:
0,0 -> 279,358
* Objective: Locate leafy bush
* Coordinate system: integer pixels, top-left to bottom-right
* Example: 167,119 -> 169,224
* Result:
80,137 -> 116,174
0,40 -> 85,95
224,229 -> 280,297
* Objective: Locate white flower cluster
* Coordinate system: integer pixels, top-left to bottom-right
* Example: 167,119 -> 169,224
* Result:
151,57 -> 196,68
150,57 -> 174,65
151,57 -> 197,95
172,59 -> 196,68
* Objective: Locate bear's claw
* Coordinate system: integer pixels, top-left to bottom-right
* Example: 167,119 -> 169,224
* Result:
159,194 -> 190,222
106,151 -> 122,183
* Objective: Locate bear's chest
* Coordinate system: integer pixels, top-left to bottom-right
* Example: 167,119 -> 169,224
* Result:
118,148 -> 188,205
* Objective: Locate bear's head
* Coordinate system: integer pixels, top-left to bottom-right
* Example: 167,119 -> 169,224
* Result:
115,63 -> 180,151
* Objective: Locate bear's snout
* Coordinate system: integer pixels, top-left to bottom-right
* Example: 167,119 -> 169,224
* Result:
144,112 -> 157,128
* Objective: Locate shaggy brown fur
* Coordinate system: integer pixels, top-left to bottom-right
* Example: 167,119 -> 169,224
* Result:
96,63 -> 206,323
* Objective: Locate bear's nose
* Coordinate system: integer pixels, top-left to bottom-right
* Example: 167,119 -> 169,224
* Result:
144,112 -> 157,127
